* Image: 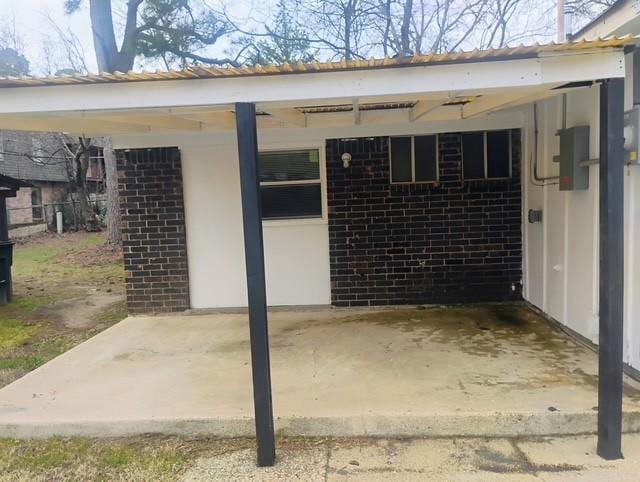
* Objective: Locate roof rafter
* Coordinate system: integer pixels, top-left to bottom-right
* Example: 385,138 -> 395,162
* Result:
410,99 -> 446,121
266,108 -> 306,127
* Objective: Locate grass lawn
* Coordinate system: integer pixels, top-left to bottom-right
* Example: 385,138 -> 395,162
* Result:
0,232 -> 237,481
0,436 -> 256,482
0,231 -> 126,387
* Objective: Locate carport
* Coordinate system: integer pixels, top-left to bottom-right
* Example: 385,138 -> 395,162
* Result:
0,37 -> 632,466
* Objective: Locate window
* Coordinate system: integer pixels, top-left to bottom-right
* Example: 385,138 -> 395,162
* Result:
462,130 -> 512,180
258,149 -> 322,220
88,147 -> 105,181
389,135 -> 438,183
31,187 -> 43,222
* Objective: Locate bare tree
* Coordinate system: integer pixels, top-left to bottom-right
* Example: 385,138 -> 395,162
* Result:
298,0 -> 382,59
374,0 -> 493,56
64,0 -> 240,245
41,13 -> 89,75
227,0 -> 381,61
66,0 -> 239,72
102,137 -> 120,244
0,16 -> 29,76
570,0 -> 617,26
61,137 -> 100,231
237,0 -> 553,64
40,14 -> 105,233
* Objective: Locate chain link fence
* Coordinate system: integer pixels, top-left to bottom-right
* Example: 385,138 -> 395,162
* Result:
7,196 -> 107,231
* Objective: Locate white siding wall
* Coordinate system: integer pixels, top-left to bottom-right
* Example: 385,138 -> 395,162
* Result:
523,52 -> 640,371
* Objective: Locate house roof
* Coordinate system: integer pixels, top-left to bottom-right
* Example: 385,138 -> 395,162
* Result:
0,130 -> 69,182
570,0 -> 639,40
0,36 -> 635,89
0,173 -> 32,198
0,131 -> 69,183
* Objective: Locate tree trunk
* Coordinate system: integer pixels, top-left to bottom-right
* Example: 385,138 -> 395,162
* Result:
400,0 -> 414,56
104,137 -> 121,244
76,149 -> 95,230
344,0 -> 354,60
89,0 -> 139,72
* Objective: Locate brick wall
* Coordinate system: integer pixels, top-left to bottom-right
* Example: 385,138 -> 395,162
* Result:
117,147 -> 190,314
326,132 -> 522,307
6,187 -> 34,225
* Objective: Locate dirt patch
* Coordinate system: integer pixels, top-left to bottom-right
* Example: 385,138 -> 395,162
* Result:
0,232 -> 126,388
38,290 -> 124,329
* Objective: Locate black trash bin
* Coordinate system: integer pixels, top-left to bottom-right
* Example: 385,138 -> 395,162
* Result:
0,241 -> 14,306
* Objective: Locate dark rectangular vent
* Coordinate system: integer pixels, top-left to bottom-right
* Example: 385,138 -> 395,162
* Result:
553,81 -> 594,90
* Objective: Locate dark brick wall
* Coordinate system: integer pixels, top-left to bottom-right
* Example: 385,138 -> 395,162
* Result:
117,147 -> 190,314
326,132 -> 522,306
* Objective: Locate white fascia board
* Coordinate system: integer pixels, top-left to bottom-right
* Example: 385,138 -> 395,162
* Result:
539,50 -> 625,84
0,50 -> 625,118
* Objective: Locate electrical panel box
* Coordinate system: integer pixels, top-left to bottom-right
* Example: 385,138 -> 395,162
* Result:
558,126 -> 590,191
624,106 -> 640,165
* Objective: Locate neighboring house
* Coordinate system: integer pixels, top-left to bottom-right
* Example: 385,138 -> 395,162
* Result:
0,35 -> 635,460
0,131 -> 106,228
570,0 -> 640,40
0,130 -> 68,227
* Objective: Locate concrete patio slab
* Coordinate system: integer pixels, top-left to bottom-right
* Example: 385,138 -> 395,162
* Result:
0,304 -> 638,438
182,434 -> 640,481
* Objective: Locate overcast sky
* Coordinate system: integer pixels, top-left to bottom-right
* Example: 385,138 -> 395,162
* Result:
0,0 -> 595,76
0,0 -> 97,73
0,0 -> 250,75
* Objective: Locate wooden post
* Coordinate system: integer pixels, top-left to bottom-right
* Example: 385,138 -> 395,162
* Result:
597,77 -> 625,460
235,102 -> 276,467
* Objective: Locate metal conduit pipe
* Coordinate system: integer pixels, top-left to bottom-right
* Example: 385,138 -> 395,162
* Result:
532,102 -> 560,184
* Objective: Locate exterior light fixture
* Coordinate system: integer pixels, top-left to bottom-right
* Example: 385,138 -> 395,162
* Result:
341,152 -> 352,168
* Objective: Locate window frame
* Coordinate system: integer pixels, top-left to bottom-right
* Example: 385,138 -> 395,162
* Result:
462,129 -> 513,181
389,134 -> 440,184
30,187 -> 43,223
258,146 -> 326,224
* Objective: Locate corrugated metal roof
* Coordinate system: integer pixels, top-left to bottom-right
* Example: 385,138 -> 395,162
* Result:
0,36 -> 635,89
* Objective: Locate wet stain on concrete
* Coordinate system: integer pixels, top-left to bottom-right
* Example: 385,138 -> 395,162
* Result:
282,303 -> 634,394
335,303 -> 585,364
208,303 -> 640,401
475,444 -> 584,475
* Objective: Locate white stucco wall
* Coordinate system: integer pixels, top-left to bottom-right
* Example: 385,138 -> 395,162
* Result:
180,141 -> 331,308
523,52 -> 640,371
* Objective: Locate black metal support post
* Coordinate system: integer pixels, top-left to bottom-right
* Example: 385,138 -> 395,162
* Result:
235,102 -> 276,467
633,48 -> 640,107
597,78 -> 625,460
0,197 -> 8,242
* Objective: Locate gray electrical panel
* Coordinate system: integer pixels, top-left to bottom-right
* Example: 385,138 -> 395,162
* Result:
624,106 -> 640,165
558,125 -> 590,191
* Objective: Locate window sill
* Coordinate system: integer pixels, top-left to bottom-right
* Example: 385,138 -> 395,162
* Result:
262,217 -> 327,228
463,177 -> 513,181
390,181 -> 440,185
